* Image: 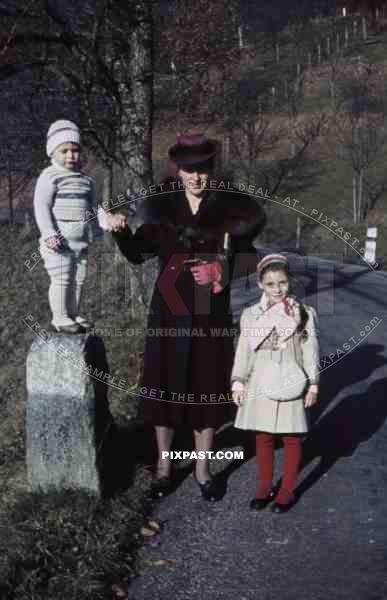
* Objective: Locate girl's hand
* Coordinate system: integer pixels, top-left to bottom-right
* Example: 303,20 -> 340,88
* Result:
231,381 -> 245,406
304,386 -> 319,408
45,234 -> 63,250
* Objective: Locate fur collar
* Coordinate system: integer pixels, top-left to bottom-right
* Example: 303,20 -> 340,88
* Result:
139,182 -> 265,238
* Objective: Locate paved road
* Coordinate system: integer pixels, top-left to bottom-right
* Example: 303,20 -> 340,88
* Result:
128,256 -> 387,600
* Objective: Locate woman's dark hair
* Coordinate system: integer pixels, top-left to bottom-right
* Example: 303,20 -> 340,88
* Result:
161,157 -> 215,186
176,157 -> 215,173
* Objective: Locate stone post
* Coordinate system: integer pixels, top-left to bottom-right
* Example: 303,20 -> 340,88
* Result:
26,333 -> 111,495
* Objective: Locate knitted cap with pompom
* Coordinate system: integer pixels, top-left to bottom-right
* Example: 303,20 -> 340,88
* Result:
46,120 -> 80,157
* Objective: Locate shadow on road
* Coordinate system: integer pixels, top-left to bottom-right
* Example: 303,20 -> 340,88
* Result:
309,343 -> 386,424
296,377 -> 387,500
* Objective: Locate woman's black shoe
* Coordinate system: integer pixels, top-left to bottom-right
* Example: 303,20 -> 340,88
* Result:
150,476 -> 172,499
194,474 -> 219,502
249,491 -> 275,511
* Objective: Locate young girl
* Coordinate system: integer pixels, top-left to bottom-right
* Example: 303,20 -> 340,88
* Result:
231,254 -> 319,513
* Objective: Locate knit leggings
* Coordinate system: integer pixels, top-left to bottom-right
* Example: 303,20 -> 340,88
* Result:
40,220 -> 88,327
255,432 -> 302,505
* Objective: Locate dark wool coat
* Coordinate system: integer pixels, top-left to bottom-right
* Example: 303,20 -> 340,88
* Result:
112,182 -> 265,430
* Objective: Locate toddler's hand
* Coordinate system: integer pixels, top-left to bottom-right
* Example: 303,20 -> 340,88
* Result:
231,381 -> 245,406
45,234 -> 63,250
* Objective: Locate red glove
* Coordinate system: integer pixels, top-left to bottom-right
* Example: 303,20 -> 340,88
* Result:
190,261 -> 224,294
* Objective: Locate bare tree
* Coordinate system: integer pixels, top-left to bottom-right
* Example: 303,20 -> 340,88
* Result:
0,0 -> 153,200
333,61 -> 387,223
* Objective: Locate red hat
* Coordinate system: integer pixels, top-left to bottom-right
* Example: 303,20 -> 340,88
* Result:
168,134 -> 218,166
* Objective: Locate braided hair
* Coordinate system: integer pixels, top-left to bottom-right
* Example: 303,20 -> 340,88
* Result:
297,302 -> 309,342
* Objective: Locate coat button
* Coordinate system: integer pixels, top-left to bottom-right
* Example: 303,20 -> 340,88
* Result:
170,265 -> 176,270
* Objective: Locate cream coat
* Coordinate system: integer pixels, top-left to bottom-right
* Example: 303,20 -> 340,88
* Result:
231,296 -> 319,433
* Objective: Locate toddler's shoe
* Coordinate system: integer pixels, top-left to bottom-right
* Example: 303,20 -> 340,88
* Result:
75,316 -> 94,331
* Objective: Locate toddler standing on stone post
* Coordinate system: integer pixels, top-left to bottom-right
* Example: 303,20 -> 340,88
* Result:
34,120 -> 101,333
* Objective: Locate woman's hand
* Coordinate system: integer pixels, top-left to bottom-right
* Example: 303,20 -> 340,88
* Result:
190,260 -> 223,292
304,385 -> 319,408
231,381 -> 245,406
97,207 -> 128,232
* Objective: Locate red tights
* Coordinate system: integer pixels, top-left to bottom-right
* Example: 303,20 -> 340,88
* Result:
255,432 -> 302,504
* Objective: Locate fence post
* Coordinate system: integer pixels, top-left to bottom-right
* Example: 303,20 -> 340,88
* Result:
238,25 -> 244,50
296,217 -> 301,250
222,134 -> 230,166
24,211 -> 32,232
271,86 -> 276,109
362,16 -> 367,40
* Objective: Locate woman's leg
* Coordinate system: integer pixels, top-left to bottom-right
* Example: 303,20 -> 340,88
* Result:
255,432 -> 275,498
193,427 -> 214,483
276,434 -> 302,504
155,426 -> 174,478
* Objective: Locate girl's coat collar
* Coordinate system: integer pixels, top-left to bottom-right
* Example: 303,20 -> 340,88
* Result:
252,294 -> 299,317
247,295 -> 301,351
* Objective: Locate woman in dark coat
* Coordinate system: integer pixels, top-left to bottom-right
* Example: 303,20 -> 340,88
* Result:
102,134 -> 265,499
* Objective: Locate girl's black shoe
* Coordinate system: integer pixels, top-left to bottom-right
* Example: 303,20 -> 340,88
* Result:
249,491 -> 275,511
271,489 -> 295,513
271,500 -> 295,514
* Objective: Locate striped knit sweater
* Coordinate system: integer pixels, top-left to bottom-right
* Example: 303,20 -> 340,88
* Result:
33,160 -> 97,240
